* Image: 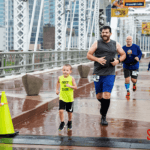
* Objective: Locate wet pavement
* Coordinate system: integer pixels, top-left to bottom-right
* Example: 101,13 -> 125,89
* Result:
0,144 -> 142,150
0,63 -> 94,126
1,135 -> 150,149
0,59 -> 150,149
13,58 -> 150,139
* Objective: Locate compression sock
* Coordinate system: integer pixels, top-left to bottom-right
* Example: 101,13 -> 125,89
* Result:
133,82 -> 136,86
100,98 -> 110,117
125,83 -> 130,92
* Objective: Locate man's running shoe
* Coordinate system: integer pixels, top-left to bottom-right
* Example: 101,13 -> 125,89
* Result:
58,122 -> 65,131
133,84 -> 136,91
101,116 -> 108,126
67,121 -> 72,130
126,91 -> 130,100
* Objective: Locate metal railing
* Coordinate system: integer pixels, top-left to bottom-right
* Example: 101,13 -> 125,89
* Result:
0,50 -> 90,77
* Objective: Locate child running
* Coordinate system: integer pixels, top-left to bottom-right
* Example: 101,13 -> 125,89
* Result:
56,64 -> 77,131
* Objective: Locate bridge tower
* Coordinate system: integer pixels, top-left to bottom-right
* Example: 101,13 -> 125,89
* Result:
14,0 -> 29,51
13,0 -> 44,51
55,0 -> 100,51
13,0 -> 103,52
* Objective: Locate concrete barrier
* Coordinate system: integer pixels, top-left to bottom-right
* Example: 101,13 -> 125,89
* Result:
22,74 -> 43,96
78,65 -> 90,78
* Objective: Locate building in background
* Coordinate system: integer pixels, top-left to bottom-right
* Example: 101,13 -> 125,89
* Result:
0,0 -> 5,51
5,0 -> 14,51
49,0 -> 55,26
0,26 -> 5,51
29,0 -> 44,50
65,0 -> 95,36
44,0 -> 50,25
106,4 -> 111,24
1,0 -> 45,51
44,0 -> 55,26
66,0 -> 79,36
43,24 -> 55,49
0,0 -> 5,27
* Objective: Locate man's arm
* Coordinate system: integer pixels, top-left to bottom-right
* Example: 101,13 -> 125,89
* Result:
116,42 -> 126,62
87,41 -> 98,62
134,46 -> 142,62
137,46 -> 142,60
87,41 -> 106,65
111,42 -> 126,66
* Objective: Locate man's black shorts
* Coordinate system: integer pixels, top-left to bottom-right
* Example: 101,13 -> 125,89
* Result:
123,68 -> 139,79
59,100 -> 74,112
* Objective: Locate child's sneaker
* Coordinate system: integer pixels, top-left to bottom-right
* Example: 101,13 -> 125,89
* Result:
133,84 -> 136,91
58,122 -> 65,131
67,121 -> 72,130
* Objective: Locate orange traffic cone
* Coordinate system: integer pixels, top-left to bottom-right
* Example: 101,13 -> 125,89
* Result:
0,91 -> 19,137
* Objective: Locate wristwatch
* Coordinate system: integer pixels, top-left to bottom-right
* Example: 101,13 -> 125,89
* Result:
117,58 -> 121,63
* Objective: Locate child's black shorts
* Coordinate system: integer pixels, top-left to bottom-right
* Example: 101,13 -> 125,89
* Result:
59,100 -> 74,112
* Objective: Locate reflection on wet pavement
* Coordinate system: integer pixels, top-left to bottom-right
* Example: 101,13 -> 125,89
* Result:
0,144 -> 140,150
112,71 -> 150,100
15,99 -> 150,139
0,96 -> 41,118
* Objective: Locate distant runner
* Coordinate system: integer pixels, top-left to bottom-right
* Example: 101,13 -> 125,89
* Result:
122,36 -> 142,100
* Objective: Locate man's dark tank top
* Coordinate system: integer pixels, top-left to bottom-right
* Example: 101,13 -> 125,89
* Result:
93,39 -> 117,76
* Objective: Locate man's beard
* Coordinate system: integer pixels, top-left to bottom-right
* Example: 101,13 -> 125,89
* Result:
102,36 -> 110,42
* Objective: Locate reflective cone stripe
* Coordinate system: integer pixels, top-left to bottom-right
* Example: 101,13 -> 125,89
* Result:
0,103 -> 8,107
0,91 -> 15,135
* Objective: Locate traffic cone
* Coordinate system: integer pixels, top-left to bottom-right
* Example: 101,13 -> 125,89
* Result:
0,144 -> 13,150
0,91 -> 19,137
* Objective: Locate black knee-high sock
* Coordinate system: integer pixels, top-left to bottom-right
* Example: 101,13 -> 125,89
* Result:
98,99 -> 102,103
98,99 -> 102,115
100,98 -> 110,117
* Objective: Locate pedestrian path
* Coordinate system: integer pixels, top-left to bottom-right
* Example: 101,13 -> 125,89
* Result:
0,62 -> 94,126
0,58 -> 150,149
0,143 -> 143,150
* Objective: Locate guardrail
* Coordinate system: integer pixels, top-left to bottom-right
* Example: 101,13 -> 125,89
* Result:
0,50 -> 90,77
142,52 -> 150,58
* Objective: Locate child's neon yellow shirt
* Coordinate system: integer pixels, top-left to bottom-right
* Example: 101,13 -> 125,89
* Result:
59,75 -> 74,102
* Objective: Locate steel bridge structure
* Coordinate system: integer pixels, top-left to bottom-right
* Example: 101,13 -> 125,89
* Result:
13,0 -> 102,52
12,0 -> 150,54
1,0 -> 150,77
